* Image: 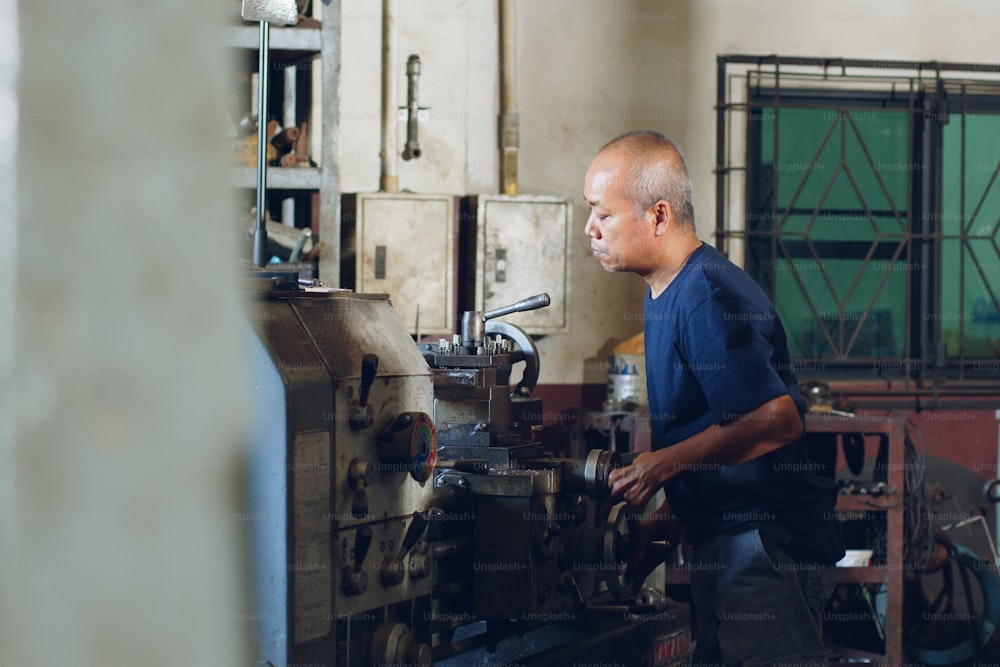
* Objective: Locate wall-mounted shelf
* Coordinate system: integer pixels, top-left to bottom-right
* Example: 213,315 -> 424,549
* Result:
225,25 -> 321,53
230,166 -> 321,190
225,10 -> 341,283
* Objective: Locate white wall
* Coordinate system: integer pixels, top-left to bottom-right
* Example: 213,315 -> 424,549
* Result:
339,0 -> 498,195
343,0 -> 1000,383
684,0 -> 1000,241
523,0 -> 1000,385
517,0 -> 693,384
335,0 -> 1000,386
337,0 -> 691,384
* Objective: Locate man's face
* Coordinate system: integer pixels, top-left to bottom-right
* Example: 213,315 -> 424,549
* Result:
583,150 -> 651,274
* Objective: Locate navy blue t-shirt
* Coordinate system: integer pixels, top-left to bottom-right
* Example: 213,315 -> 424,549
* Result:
645,243 -> 844,564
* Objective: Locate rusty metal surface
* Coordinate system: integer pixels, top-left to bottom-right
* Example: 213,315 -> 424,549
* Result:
333,515 -> 434,616
450,468 -> 560,497
248,289 -> 438,664
248,284 -> 688,664
346,192 -> 458,335
809,412 -> 906,666
291,293 -> 430,379
246,297 -> 336,661
464,194 -> 570,334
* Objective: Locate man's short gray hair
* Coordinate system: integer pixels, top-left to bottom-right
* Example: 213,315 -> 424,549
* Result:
601,130 -> 695,228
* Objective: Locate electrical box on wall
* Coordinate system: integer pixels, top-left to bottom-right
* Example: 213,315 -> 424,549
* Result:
341,193 -> 458,336
460,195 -> 570,334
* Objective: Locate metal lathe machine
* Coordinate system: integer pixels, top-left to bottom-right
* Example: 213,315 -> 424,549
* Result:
243,274 -> 689,666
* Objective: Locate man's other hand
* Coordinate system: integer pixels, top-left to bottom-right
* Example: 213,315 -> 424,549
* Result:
608,451 -> 665,508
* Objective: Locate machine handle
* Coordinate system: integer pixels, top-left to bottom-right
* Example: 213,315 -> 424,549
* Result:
354,526 -> 373,573
359,353 -> 379,407
398,512 -> 428,558
484,320 -> 540,397
484,293 -> 550,321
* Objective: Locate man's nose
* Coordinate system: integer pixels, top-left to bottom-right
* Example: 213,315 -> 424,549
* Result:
584,213 -> 598,238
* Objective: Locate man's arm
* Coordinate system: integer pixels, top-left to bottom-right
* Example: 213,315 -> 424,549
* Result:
608,394 -> 803,508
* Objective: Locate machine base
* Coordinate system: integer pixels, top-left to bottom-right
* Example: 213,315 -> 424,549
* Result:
433,602 -> 691,667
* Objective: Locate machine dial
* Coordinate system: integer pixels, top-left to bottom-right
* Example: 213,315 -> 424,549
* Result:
378,411 -> 438,483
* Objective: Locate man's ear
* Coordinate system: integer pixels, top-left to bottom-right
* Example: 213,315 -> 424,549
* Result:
652,199 -> 672,236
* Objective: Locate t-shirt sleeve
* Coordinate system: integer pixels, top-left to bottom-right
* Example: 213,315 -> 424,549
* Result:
680,295 -> 789,424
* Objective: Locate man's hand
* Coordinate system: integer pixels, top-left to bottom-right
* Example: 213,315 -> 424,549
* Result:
609,450 -> 667,508
610,395 -> 803,509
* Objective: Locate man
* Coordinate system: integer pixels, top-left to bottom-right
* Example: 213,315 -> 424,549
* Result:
586,130 -> 844,666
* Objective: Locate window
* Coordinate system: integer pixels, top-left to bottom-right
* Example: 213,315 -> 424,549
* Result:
716,56 -> 1000,382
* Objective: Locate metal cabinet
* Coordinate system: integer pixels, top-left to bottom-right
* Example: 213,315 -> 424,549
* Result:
342,192 -> 459,336
462,194 -> 571,334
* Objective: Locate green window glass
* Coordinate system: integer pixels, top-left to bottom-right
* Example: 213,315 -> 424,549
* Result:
717,57 -> 1000,380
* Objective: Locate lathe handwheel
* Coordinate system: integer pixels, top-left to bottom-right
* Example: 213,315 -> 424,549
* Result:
484,320 -> 540,397
603,503 -> 639,600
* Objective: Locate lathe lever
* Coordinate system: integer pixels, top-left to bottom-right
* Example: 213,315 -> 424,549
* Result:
348,459 -> 371,519
483,292 -> 551,321
343,526 -> 373,596
354,526 -> 372,572
349,354 -> 379,431
383,511 -> 436,587
398,512 -> 428,557
359,353 -> 379,407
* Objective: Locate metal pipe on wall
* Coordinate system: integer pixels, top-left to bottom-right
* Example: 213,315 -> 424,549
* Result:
499,0 -> 518,195
401,54 -> 422,161
380,0 -> 400,192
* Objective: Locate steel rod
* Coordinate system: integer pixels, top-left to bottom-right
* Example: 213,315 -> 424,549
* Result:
253,21 -> 271,267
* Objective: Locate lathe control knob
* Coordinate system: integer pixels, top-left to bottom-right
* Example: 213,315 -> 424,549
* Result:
380,558 -> 405,587
342,569 -> 368,596
348,459 -> 373,487
408,552 -> 432,580
378,412 -> 438,483
371,622 -> 431,667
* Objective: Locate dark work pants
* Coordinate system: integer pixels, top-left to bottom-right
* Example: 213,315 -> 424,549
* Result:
689,528 -> 836,667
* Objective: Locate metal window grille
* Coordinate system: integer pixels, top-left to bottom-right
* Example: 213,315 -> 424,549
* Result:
716,55 -> 1000,384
